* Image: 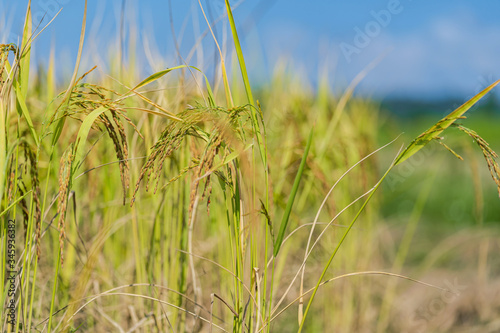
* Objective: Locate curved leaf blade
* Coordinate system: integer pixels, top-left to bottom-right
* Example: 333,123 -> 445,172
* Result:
72,106 -> 108,174
395,79 -> 500,165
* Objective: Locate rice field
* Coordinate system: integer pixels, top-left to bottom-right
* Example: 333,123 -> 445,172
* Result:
1,2 -> 500,332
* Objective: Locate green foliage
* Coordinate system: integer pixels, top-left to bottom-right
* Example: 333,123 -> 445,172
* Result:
395,80 -> 500,166
274,127 -> 313,257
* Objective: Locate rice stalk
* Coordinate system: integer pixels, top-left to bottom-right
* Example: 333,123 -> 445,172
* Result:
21,143 -> 41,256
57,146 -> 73,265
131,105 -> 250,215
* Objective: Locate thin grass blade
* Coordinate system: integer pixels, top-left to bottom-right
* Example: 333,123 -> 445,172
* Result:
19,1 -> 32,98
128,65 -> 215,116
223,0 -> 269,169
13,80 -> 39,146
50,0 -> 88,147
224,0 -> 254,107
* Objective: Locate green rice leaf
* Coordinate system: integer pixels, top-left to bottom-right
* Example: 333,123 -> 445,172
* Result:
130,65 -> 188,91
131,65 -> 214,102
129,64 -> 216,114
224,0 -> 267,165
274,127 -> 313,257
19,1 -> 32,98
13,79 -> 39,146
0,190 -> 32,219
395,79 -> 500,165
224,0 -> 254,107
72,106 -> 108,174
51,116 -> 66,147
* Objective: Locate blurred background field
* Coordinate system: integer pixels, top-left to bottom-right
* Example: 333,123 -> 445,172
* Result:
1,1 -> 500,332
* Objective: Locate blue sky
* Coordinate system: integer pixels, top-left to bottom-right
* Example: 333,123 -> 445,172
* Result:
1,0 -> 500,99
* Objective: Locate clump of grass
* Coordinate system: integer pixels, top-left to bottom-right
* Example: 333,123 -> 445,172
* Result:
48,77 -> 143,263
131,104 -> 250,211
297,79 -> 500,331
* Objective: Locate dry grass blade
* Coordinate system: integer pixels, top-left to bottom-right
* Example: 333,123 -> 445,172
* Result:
40,282 -> 216,330
177,249 -> 259,309
264,271 -> 449,331
297,136 -> 399,320
57,146 -> 74,265
64,292 -> 229,332
298,145 -> 404,332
